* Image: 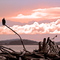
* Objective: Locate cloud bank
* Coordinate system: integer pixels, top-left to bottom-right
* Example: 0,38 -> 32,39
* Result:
0,19 -> 60,34
10,7 -> 60,23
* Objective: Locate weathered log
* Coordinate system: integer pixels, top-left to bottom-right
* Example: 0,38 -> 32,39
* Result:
41,37 -> 50,54
38,42 -> 42,51
2,46 -> 16,52
42,38 -> 47,53
42,38 -> 46,49
48,39 -> 59,55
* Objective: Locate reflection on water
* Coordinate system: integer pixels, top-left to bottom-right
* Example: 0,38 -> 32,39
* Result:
3,45 -> 38,52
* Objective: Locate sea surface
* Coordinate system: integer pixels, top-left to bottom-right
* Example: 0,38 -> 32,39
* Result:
3,45 -> 38,52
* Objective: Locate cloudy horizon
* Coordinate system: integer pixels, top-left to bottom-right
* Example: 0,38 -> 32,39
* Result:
0,0 -> 60,42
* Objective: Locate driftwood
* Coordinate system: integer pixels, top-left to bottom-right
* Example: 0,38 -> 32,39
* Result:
37,37 -> 60,60
38,42 -> 41,51
0,36 -> 60,60
21,36 -> 60,60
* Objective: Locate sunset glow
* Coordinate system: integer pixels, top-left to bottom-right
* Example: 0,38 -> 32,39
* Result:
12,7 -> 60,19
0,19 -> 60,34
0,0 -> 60,41
7,7 -> 60,23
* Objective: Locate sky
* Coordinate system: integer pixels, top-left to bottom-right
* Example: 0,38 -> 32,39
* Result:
0,0 -> 60,42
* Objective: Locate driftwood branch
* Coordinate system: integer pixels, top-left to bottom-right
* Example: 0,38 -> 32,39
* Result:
0,36 -> 60,60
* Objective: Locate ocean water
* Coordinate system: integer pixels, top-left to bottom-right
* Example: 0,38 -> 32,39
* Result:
3,45 -> 38,52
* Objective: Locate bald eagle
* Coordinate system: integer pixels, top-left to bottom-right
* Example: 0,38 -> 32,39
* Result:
2,18 -> 6,25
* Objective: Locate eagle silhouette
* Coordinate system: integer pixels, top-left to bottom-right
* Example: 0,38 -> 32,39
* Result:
2,18 -> 6,25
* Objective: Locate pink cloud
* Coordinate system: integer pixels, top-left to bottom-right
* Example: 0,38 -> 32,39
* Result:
0,19 -> 60,34
10,7 -> 60,23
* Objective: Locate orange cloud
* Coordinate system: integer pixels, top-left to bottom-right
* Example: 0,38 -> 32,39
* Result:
33,7 -> 60,18
10,7 -> 60,23
0,19 -> 60,34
